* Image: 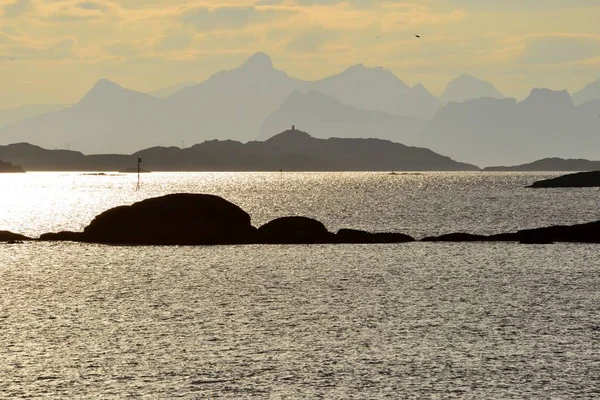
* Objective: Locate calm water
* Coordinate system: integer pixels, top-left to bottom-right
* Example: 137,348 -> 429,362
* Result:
0,172 -> 599,398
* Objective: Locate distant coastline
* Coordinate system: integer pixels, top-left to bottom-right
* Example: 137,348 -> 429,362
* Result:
484,158 -> 600,172
0,129 -> 479,172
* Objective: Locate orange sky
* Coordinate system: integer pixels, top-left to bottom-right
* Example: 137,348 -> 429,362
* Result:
0,0 -> 599,108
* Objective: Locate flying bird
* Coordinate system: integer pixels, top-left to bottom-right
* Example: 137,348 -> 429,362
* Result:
376,36 -> 380,39
415,34 -> 421,38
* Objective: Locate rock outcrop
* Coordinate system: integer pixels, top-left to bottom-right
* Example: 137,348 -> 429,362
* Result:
0,160 -> 25,173
528,171 -> 600,188
35,193 -> 600,246
83,193 -> 257,245
336,229 -> 414,243
422,220 -> 600,244
0,230 -> 30,242
257,216 -> 336,244
41,194 -> 257,245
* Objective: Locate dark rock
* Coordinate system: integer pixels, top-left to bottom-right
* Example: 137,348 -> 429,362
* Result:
336,228 -> 414,243
511,221 -> 600,244
421,220 -> 600,244
82,193 -> 257,245
257,216 -> 336,244
519,239 -> 554,245
0,230 -> 30,242
528,170 -> 600,188
0,160 -> 25,173
39,231 -> 85,242
421,232 -> 489,242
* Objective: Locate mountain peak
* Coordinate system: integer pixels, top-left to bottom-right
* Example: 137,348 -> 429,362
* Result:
265,127 -> 313,143
442,74 -> 504,104
241,52 -> 273,70
572,78 -> 600,105
91,78 -> 122,91
521,88 -> 573,108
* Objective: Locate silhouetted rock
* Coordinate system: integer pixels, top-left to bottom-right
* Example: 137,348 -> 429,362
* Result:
528,171 -> 600,188
39,231 -> 85,242
336,228 -> 414,243
257,216 -> 336,244
421,220 -> 600,244
421,233 -> 488,242
0,230 -> 30,241
83,194 -> 257,245
0,159 -> 24,172
510,221 -> 600,244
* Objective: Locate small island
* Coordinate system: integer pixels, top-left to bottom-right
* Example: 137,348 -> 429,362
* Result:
0,159 -> 25,173
527,170 -> 600,188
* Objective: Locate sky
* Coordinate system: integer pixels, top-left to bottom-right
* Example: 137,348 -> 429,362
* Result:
0,0 -> 599,108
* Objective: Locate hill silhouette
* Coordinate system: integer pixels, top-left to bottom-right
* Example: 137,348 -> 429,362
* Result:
0,159 -> 24,172
259,90 -> 427,143
484,157 -> 600,171
0,129 -> 479,171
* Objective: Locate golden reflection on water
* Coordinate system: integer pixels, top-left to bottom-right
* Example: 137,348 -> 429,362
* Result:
1,171 -> 599,238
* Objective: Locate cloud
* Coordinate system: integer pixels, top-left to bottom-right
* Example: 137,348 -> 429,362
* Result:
5,37 -> 76,60
46,1 -> 111,22
155,32 -> 194,52
518,34 -> 600,64
181,5 -> 294,32
1,0 -> 32,17
285,29 -> 338,52
433,0 -> 599,11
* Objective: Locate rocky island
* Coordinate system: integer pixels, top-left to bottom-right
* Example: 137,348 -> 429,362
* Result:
31,193 -> 600,245
527,170 -> 600,188
0,159 -> 24,173
39,194 -> 416,245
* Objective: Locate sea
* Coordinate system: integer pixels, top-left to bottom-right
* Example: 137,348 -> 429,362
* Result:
0,171 -> 598,398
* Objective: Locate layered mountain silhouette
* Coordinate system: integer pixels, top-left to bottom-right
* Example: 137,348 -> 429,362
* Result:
0,129 -> 478,171
0,104 -> 68,129
308,64 -> 441,119
0,52 -> 598,165
418,89 -> 600,166
259,90 -> 426,143
150,81 -> 196,98
440,74 -> 504,104
572,79 -> 600,105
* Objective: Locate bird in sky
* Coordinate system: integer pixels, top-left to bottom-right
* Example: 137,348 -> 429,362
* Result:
376,36 -> 380,39
415,34 -> 421,38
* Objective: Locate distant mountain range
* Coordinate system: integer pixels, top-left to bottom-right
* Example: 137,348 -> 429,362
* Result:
418,90 -> 600,166
259,90 -> 427,144
0,129 -> 478,171
484,157 -> 600,171
0,52 -> 599,166
0,103 -> 68,129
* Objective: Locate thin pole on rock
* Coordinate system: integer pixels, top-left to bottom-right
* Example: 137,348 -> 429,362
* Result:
136,156 -> 142,191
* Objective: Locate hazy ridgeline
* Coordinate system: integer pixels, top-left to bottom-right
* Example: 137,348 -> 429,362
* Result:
0,53 -> 599,167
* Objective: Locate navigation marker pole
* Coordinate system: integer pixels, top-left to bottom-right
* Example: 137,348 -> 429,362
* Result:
136,156 -> 142,191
